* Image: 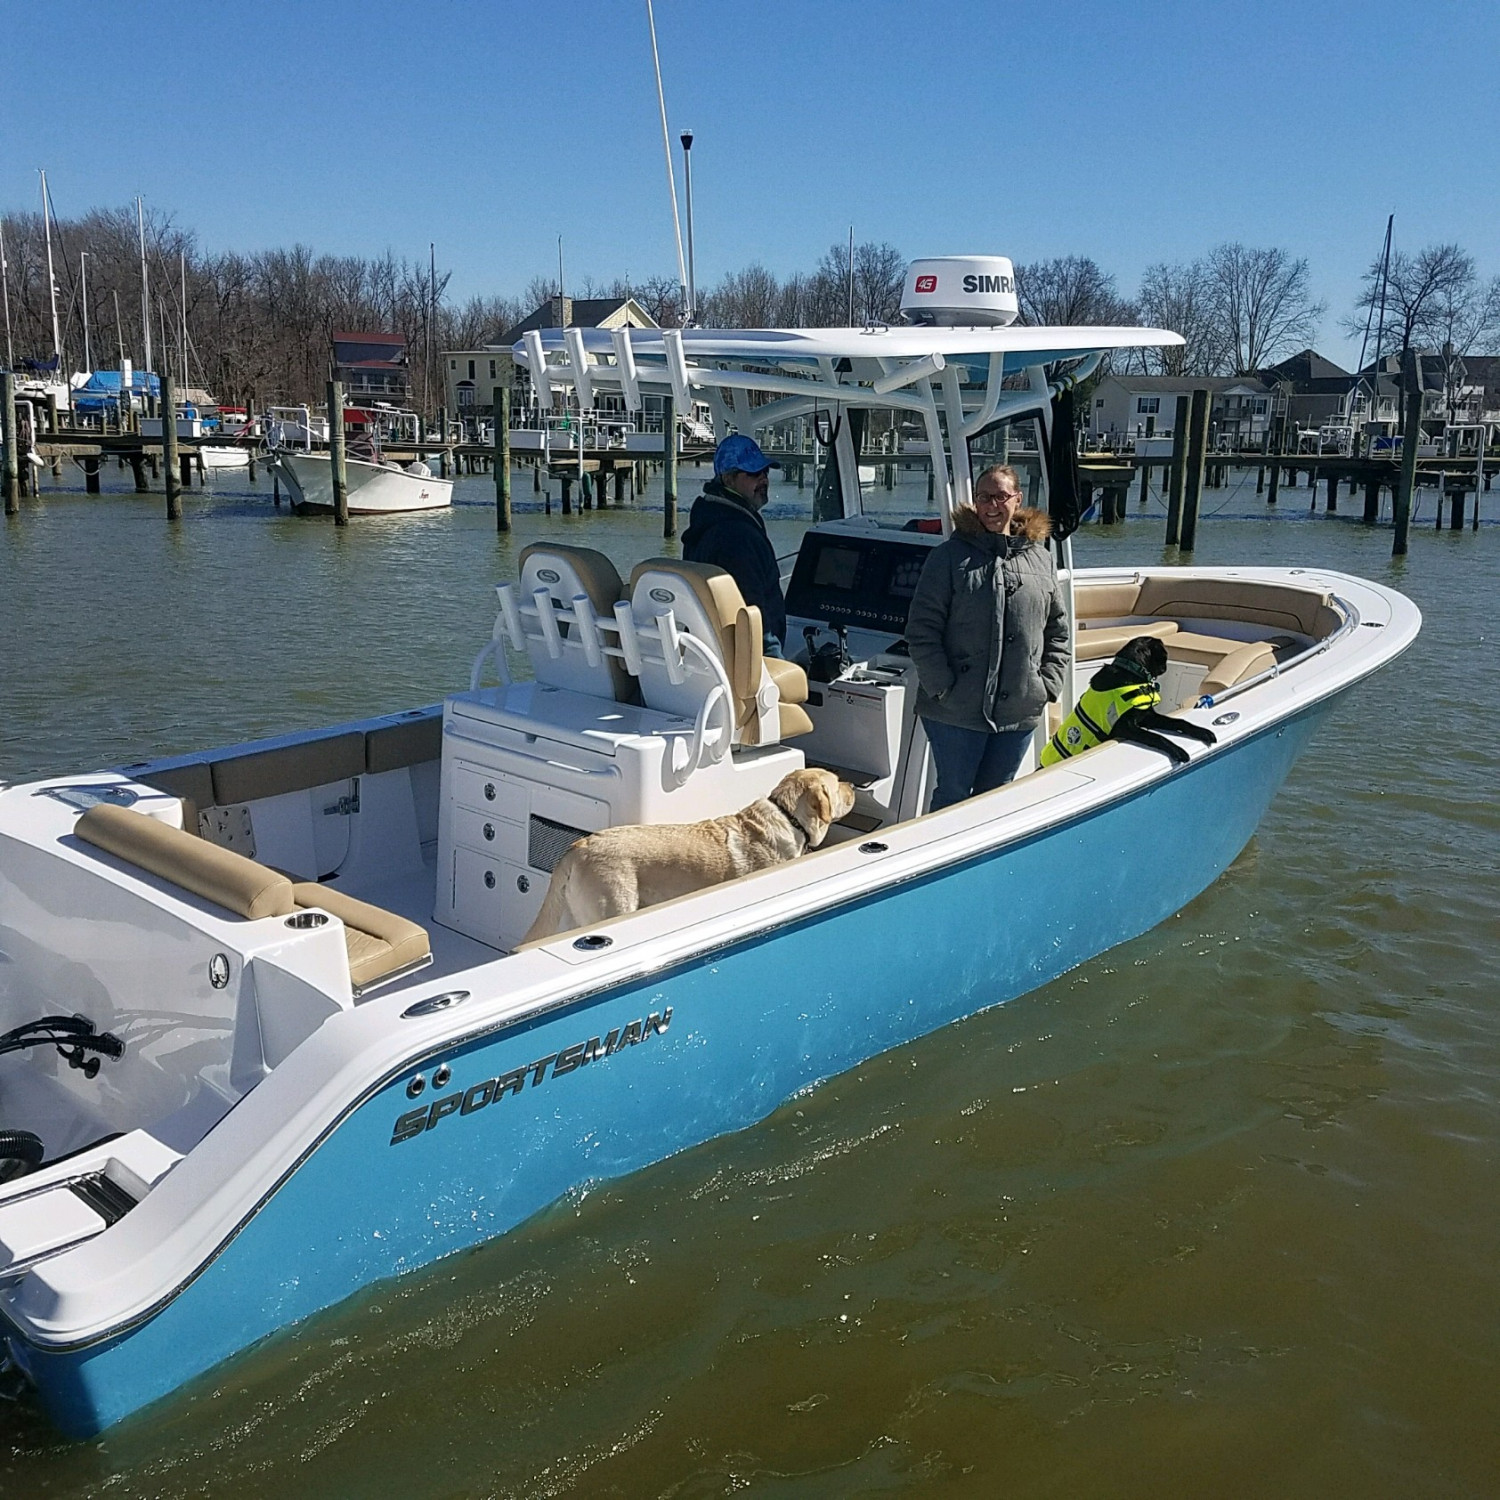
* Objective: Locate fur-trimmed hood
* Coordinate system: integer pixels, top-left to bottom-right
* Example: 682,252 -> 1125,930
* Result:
951,504 -> 1052,544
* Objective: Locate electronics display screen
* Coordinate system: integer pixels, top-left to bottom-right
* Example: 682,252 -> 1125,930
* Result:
785,532 -> 935,632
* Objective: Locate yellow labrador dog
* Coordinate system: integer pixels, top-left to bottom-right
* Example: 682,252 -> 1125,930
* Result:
521,768 -> 855,944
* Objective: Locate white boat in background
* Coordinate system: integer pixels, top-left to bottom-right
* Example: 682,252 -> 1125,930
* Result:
270,449 -> 453,514
199,446 -> 251,471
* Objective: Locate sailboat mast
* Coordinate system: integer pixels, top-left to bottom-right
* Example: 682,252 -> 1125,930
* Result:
179,250 -> 187,387
40,171 -> 62,368
136,197 -> 152,377
81,252 -> 92,372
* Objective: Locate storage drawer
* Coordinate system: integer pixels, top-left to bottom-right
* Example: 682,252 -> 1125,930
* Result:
452,805 -> 527,864
449,761 -> 526,818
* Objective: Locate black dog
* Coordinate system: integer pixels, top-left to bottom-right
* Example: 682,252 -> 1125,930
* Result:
1043,635 -> 1218,768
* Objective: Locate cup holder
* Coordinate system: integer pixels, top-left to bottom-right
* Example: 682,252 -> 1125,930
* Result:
285,911 -> 330,930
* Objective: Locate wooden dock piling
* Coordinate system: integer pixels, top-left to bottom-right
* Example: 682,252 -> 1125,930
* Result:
1363,478 -> 1380,525
84,457 -> 101,494
494,388 -> 511,533
1165,395 -> 1189,544
663,396 -> 678,540
162,376 -> 182,520
327,380 -> 349,526
560,476 -> 573,515
2,373 -> 18,516
1393,349 -> 1421,556
1179,387 -> 1210,551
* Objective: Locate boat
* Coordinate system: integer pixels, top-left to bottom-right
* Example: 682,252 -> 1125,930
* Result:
198,445 -> 251,471
268,448 -> 453,514
0,257 -> 1419,1436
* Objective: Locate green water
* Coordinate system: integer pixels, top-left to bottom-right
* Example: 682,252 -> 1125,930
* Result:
2,464 -> 1497,1498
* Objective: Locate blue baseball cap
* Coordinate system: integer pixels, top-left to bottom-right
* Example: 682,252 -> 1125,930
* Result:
713,433 -> 779,477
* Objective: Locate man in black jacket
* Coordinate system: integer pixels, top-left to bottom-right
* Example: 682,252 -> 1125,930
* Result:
681,434 -> 786,655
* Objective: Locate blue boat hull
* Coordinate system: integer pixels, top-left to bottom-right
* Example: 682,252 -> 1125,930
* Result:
13,704 -> 1326,1436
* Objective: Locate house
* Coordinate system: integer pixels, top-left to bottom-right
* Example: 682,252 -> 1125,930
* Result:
1087,374 -> 1275,447
331,331 -> 410,405
443,295 -> 658,416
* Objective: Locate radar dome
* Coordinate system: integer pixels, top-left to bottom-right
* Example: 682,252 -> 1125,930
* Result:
900,256 -> 1019,327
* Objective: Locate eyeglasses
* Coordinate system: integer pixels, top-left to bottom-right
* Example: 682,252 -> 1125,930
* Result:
974,489 -> 1020,507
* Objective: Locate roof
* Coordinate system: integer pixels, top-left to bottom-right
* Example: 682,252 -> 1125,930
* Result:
1259,349 -> 1349,383
502,297 -> 658,342
332,330 -> 407,346
1099,374 -> 1267,393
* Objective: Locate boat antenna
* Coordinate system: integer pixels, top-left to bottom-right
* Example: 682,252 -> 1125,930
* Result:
645,0 -> 689,321
847,225 -> 855,326
680,130 -> 696,326
137,196 -> 152,377
558,234 -> 565,300
0,216 -> 13,369
113,289 -> 125,376
40,170 -> 62,369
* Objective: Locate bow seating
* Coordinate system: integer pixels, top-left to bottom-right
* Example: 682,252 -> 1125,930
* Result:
626,559 -> 813,748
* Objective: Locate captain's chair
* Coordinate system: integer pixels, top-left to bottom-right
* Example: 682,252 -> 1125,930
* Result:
510,543 -> 636,700
627,559 -> 812,746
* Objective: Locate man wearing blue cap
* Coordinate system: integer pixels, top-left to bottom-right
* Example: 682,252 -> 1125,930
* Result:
682,433 -> 786,655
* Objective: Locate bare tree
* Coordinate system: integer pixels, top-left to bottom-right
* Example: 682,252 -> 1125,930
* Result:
1207,243 -> 1323,375
1347,242 -> 1474,361
1015,256 -> 1134,327
1136,259 -> 1224,375
852,241 -> 905,325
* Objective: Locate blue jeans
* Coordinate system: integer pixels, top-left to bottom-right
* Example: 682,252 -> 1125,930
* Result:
921,719 -> 1032,811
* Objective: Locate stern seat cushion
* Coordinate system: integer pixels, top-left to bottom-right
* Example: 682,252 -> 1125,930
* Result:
293,884 -> 430,989
76,803 -> 294,919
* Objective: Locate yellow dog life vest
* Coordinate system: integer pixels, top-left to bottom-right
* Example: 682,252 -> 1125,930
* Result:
1041,679 -> 1161,766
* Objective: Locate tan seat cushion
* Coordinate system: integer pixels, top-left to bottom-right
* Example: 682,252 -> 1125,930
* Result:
293,883 -> 430,989
76,804 -> 294,919
211,731 -> 365,807
778,702 -> 815,739
519,543 -> 634,700
1074,620 -> 1179,660
1072,581 -> 1144,620
365,713 -> 442,775
765,655 -> 810,706
1198,642 -> 1276,697
1133,577 -> 1336,638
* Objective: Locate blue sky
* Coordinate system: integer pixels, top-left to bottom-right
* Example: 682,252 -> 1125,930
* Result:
3,0 -> 1496,362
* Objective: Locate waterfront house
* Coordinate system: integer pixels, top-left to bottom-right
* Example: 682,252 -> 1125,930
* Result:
332,331 -> 410,405
1087,374 -> 1273,448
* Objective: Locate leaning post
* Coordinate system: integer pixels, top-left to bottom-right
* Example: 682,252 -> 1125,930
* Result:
1179,388 -> 1210,551
327,380 -> 349,526
662,395 -> 678,539
1165,394 -> 1188,544
2,373 -> 19,515
493,384 -> 512,532
1393,348 -> 1422,557
162,374 -> 182,520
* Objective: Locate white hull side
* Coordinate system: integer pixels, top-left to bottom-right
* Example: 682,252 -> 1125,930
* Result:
276,452 -> 453,514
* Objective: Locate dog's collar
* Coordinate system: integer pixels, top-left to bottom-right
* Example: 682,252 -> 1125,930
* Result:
770,796 -> 816,848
